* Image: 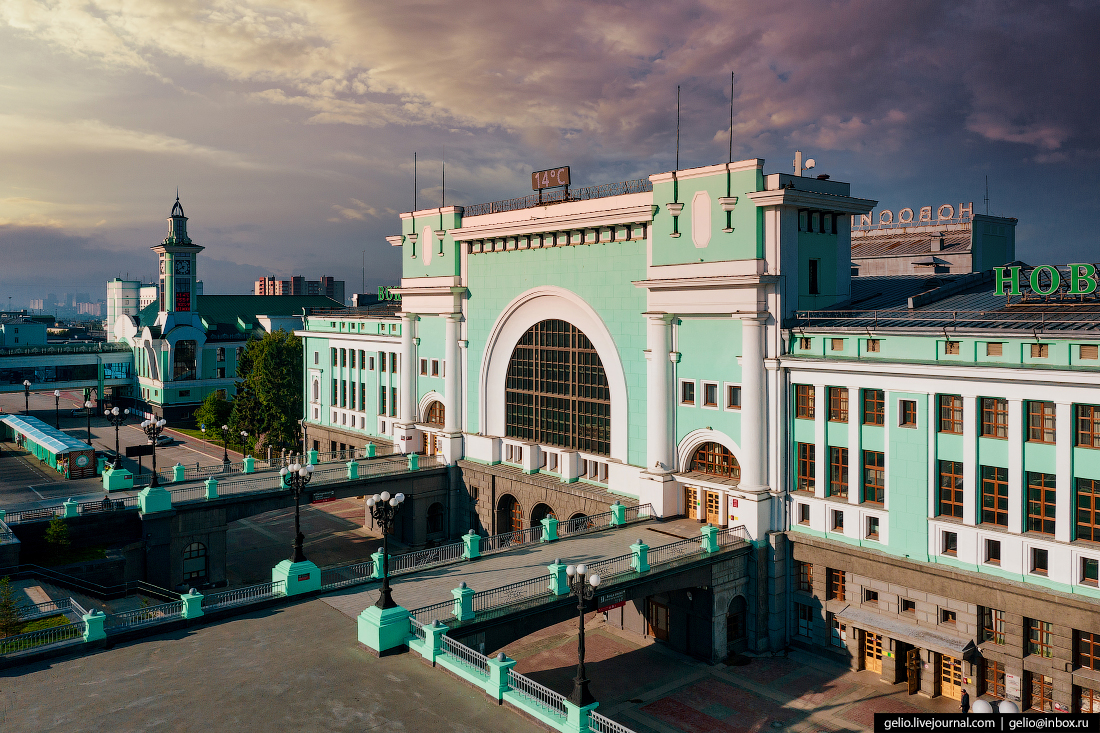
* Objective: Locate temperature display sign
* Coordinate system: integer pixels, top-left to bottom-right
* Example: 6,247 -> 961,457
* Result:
531,167 -> 570,190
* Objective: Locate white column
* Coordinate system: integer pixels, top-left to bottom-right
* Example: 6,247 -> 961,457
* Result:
813,384 -> 826,499
1056,402 -> 1073,543
1007,398 -> 1024,534
645,314 -> 673,472
400,313 -> 417,423
739,315 -> 766,490
962,395 -> 978,526
443,314 -> 461,434
848,387 -> 861,505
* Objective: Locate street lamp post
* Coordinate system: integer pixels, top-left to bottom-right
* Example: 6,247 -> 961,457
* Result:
366,491 -> 406,609
103,406 -> 129,469
220,424 -> 230,465
53,390 -> 60,429
22,380 -> 31,415
565,562 -> 602,708
239,430 -> 249,457
84,400 -> 93,444
280,459 -> 315,563
140,417 -> 167,487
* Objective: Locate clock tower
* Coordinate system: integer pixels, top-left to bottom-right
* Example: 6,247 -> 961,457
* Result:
151,194 -> 204,314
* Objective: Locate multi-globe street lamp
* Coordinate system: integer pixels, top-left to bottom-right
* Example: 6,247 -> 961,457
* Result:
239,430 -> 249,457
103,406 -> 129,469
53,390 -> 61,429
22,380 -> 31,414
83,400 -> 93,444
366,491 -> 406,609
565,562 -> 602,707
140,417 -> 167,487
220,424 -> 230,465
279,459 -> 315,563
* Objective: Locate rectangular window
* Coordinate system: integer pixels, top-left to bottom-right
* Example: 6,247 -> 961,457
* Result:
901,599 -> 916,614
340,380 -> 347,408
331,348 -> 337,367
985,539 -> 1002,565
829,446 -> 848,499
331,379 -> 337,405
863,450 -> 885,504
984,661 -> 1006,699
986,342 -> 1004,357
681,380 -> 695,405
866,516 -> 879,540
359,350 -> 365,369
390,386 -> 397,416
941,609 -> 957,625
982,608 -> 1006,645
340,348 -> 347,367
1079,478 -> 1100,541
938,395 -> 963,433
808,258 -> 820,295
420,358 -> 428,376
1027,401 -> 1056,443
1027,472 -> 1056,535
1082,344 -> 1099,360
863,389 -> 885,425
938,460 -> 964,518
349,350 -> 356,369
795,384 -> 815,419
391,353 -> 397,373
866,339 -> 880,353
1031,343 -> 1049,359
432,359 -> 441,377
726,385 -> 741,409
832,509 -> 844,531
899,399 -> 917,427
703,382 -> 718,408
827,569 -> 845,601
349,382 -> 356,410
1082,558 -> 1099,586
1082,687 -> 1100,714
1078,405 -> 1100,447
829,387 -> 848,422
369,356 -> 375,370
797,443 -> 816,491
1030,674 -> 1054,712
1078,631 -> 1100,670
379,352 -> 386,371
795,603 -> 813,638
798,337 -> 812,350
830,338 -> 844,352
797,503 -> 810,525
830,615 -> 846,648
945,340 -> 960,355
360,383 -> 366,412
796,561 -> 813,592
942,531 -> 958,556
864,589 -> 879,604
981,466 -> 1009,526
981,398 -> 1009,438
1031,547 -> 1049,575
379,386 -> 387,415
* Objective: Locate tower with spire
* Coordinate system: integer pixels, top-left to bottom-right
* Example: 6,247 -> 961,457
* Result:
151,193 -> 204,313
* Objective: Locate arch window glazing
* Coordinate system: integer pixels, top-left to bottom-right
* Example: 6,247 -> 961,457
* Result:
505,320 -> 610,455
183,542 -> 207,581
690,442 -> 740,481
425,401 -> 445,427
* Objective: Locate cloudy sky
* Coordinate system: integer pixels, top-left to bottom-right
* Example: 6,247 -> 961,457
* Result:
1,0 -> 1097,306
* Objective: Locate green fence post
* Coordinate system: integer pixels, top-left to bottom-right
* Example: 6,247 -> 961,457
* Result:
346,459 -> 359,480
451,581 -> 475,621
370,549 -> 386,579
421,619 -> 448,664
609,501 -> 626,526
462,530 -> 481,560
309,448 -> 319,464
242,456 -> 255,474
138,485 -> 172,513
205,477 -> 218,499
630,538 -> 650,573
365,443 -> 376,458
83,610 -> 106,642
408,453 -> 419,471
563,700 -> 600,733
172,463 -> 185,482
540,515 -> 559,542
485,652 -> 518,702
547,559 -> 570,596
180,589 -> 204,619
701,523 -> 719,553
62,498 -> 78,519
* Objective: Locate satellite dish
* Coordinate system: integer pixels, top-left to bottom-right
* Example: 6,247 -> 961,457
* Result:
804,158 -> 816,170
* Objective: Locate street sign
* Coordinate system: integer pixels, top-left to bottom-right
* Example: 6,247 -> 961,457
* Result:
597,590 -> 626,612
125,444 -> 155,458
311,490 -> 336,504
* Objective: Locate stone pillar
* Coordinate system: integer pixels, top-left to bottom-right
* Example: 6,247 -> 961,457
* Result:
400,312 -> 417,423
813,384 -> 826,498
462,530 -> 481,560
962,395 -> 978,525
444,314 -> 460,433
1056,401 -> 1073,543
1007,398 -> 1024,533
452,581 -> 474,621
630,539 -> 650,573
739,316 -> 766,491
848,387 -> 861,506
645,313 -> 673,472
486,653 -> 518,702
180,589 -> 204,619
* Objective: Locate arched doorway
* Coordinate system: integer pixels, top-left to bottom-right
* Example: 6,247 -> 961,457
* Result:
183,542 -> 207,583
505,320 -> 610,456
690,442 -> 740,480
427,502 -> 445,535
531,503 -> 556,526
726,596 -> 747,655
496,494 -> 524,533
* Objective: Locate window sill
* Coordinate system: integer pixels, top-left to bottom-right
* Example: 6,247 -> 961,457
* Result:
862,421 -> 885,428
979,434 -> 1008,440
865,535 -> 879,542
1030,570 -> 1049,577
985,560 -> 1001,567
938,430 -> 963,436
795,415 -> 814,421
942,552 -> 958,558
828,418 -> 848,424
1026,440 -> 1056,445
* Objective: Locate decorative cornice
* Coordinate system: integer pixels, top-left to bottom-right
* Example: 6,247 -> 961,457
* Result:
746,189 -> 877,214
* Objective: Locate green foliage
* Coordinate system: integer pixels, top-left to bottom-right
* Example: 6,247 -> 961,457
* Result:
0,577 -> 20,638
192,391 -> 232,434
229,329 -> 303,455
44,516 -> 71,548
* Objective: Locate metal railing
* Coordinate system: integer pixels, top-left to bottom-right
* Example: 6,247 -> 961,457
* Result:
409,599 -> 454,625
440,634 -> 489,676
0,620 -> 84,655
507,669 -> 567,718
78,495 -> 138,515
471,576 -> 550,616
15,597 -> 72,621
0,518 -> 14,544
319,560 -> 377,591
201,580 -> 284,611
462,178 -> 652,218
622,504 -> 654,523
170,485 -> 206,503
556,512 -> 603,537
389,542 -> 464,574
587,552 -> 634,582
718,525 -> 750,547
794,308 -> 1100,330
589,711 -> 637,733
479,524 -> 542,554
70,597 -> 90,619
409,617 -> 426,641
2,506 -> 62,525
647,536 -> 702,567
105,600 -> 184,632
0,342 -> 132,357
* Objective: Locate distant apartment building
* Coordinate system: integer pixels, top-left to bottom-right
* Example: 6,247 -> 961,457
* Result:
77,302 -> 103,317
255,275 -> 344,303
28,299 -> 44,311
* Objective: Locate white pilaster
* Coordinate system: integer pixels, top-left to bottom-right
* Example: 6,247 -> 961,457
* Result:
963,395 -> 978,526
1056,402 -> 1073,543
644,313 -> 674,472
739,315 -> 767,490
1007,398 -> 1024,534
848,388 -> 861,505
400,312 -> 417,423
813,383 -> 826,499
443,314 -> 461,434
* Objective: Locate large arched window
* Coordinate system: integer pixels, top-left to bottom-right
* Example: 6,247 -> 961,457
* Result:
183,542 -> 207,582
425,401 -> 445,427
505,320 -> 610,455
690,442 -> 740,481
173,340 -> 197,381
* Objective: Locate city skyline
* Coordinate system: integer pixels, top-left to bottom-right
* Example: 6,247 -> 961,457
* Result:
1,1 -> 1098,306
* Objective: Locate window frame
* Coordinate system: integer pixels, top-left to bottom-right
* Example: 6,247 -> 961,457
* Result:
796,561 -> 813,592
899,399 -> 918,428
796,442 -> 816,491
829,446 -> 848,499
702,381 -> 719,409
826,568 -> 845,601
795,384 -> 815,419
981,397 -> 1009,439
1031,547 -> 1050,575
863,450 -> 885,504
981,465 -> 1009,527
865,516 -> 880,541
942,530 -> 958,556
938,394 -> 963,434
938,460 -> 964,518
863,389 -> 885,426
1078,631 -> 1100,671
680,379 -> 696,406
1028,618 -> 1054,658
828,386 -> 849,423
985,538 -> 1002,565
725,383 -> 741,410
1027,401 -> 1056,443
1078,405 -> 1100,448
1027,471 -> 1057,535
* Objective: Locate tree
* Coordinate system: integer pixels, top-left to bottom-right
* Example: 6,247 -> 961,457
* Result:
45,516 -> 71,548
228,330 -> 303,456
192,391 -> 232,433
0,577 -> 21,638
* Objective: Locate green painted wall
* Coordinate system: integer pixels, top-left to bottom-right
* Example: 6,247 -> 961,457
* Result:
674,318 -> 743,448
650,168 -> 763,266
415,315 -> 446,406
402,210 -> 462,279
796,230 -> 840,311
886,393 -> 929,561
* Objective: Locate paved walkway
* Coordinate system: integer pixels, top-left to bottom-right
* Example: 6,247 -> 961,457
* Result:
321,519 -> 708,619
0,599 -> 544,733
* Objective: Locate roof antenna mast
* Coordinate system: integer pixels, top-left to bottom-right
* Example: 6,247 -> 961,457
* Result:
675,85 -> 681,171
414,152 -> 417,212
729,72 -> 735,164
984,175 -> 990,215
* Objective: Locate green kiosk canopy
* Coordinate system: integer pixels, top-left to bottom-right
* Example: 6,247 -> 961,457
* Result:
1,415 -> 96,479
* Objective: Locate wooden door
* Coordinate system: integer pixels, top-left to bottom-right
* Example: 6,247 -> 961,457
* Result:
940,655 -> 962,701
684,486 -> 699,519
863,632 -> 883,674
646,599 -> 670,641
906,648 -> 921,695
704,491 -> 721,524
